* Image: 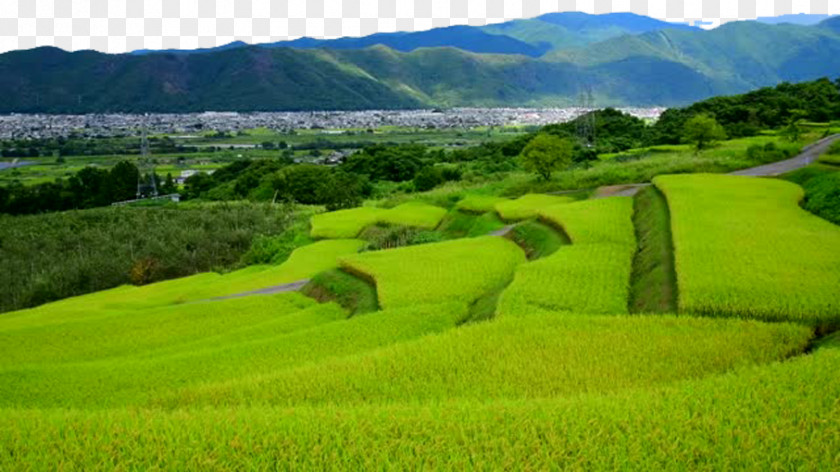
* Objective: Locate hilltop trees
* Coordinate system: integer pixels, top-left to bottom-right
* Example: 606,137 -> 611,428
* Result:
520,134 -> 574,180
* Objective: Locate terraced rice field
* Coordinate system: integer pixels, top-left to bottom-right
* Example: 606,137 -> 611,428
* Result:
166,313 -> 810,408
310,202 -> 446,239
656,174 -> 840,326
340,236 -> 525,309
497,197 -> 636,316
455,194 -> 509,213
3,174 -> 840,469
494,193 -> 574,220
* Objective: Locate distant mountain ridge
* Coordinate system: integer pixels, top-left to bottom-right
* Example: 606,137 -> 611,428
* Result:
1,13 -> 839,113
131,12 -> 696,58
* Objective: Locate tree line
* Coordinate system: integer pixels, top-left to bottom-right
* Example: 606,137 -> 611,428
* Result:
0,161 -> 177,215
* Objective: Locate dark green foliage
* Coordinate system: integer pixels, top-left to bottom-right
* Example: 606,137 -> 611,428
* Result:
0,203 -> 295,313
238,217 -> 312,266
745,142 -> 796,164
182,172 -> 216,199
802,172 -> 840,225
543,108 -> 650,154
301,269 -> 379,317
652,79 -> 840,143
341,144 -> 429,182
273,165 -> 370,208
360,224 -> 444,251
318,171 -> 372,211
507,220 -> 570,260
412,165 -> 462,192
0,160 -> 142,215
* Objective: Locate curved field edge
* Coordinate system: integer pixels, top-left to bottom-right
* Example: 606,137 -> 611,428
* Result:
497,197 -> 636,316
654,174 -> 840,328
159,313 -> 812,409
0,302 -> 469,408
339,236 -> 526,309
1,344 -> 836,470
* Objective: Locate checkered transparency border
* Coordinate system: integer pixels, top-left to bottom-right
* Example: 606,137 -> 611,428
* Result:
0,0 -> 838,54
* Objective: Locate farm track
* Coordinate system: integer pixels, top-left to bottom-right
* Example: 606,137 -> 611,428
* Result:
731,133 -> 840,176
594,133 -> 840,197
207,279 -> 311,301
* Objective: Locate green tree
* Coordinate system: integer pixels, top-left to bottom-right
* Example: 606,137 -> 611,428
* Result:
413,166 -> 444,192
108,161 -> 140,202
161,173 -> 177,194
683,114 -> 727,151
519,134 -> 574,181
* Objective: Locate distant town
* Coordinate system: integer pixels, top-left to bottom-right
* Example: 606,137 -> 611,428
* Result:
0,108 -> 665,140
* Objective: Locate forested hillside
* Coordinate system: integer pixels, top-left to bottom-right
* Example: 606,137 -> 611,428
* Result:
1,17 -> 839,112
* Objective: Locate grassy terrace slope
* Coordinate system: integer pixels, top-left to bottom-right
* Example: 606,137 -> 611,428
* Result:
0,302 -> 469,408
340,236 -> 525,309
0,326 -> 831,469
498,197 -> 636,316
167,313 -> 809,408
656,174 -> 840,327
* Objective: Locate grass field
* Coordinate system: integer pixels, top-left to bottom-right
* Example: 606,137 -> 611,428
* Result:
340,236 -> 525,309
656,174 -> 840,327
497,197 -> 636,316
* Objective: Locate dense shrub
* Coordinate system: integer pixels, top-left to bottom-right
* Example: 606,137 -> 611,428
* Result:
802,172 -> 840,225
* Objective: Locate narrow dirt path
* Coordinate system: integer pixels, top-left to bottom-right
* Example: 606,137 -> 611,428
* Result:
489,224 -> 517,237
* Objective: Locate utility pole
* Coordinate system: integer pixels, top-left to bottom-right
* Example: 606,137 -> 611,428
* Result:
136,115 -> 159,198
575,84 -> 596,148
